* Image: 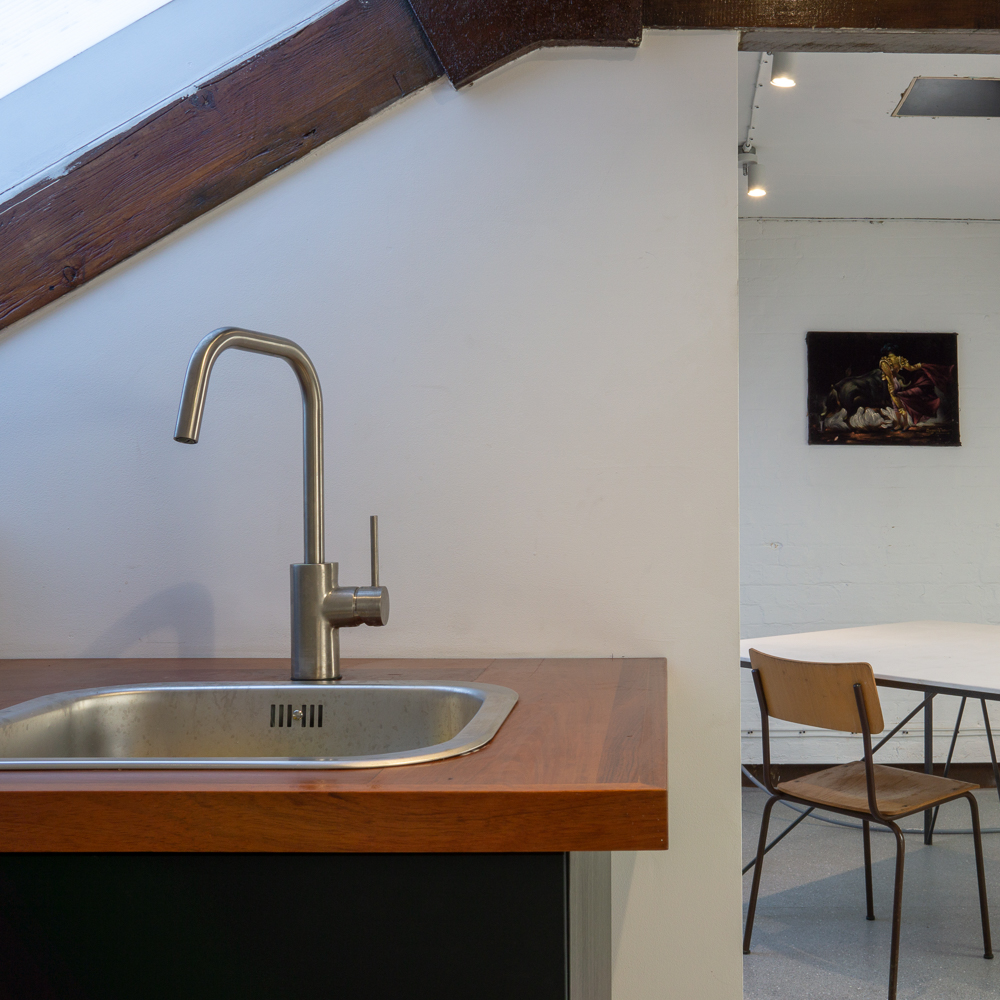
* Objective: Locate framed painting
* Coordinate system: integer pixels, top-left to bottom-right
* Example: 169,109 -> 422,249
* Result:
807,332 -> 960,446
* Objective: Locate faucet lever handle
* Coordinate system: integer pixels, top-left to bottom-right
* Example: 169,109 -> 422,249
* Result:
370,515 -> 379,587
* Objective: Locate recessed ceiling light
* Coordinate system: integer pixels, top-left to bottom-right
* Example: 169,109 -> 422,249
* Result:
893,77 -> 1000,117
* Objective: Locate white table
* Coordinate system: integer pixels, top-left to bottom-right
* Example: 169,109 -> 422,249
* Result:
740,621 -> 1000,843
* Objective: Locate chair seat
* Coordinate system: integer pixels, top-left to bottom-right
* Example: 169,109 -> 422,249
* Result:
777,761 -> 978,818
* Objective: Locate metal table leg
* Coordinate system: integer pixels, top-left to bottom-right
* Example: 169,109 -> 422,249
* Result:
930,697 -> 966,838
925,693 -> 935,845
982,700 -> 1000,808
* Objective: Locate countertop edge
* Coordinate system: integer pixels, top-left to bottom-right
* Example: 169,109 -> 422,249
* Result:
0,787 -> 668,852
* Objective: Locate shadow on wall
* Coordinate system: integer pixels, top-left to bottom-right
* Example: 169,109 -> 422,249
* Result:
82,583 -> 215,658
611,850 -> 638,977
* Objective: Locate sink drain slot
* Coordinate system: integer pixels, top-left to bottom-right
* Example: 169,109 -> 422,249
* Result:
270,704 -> 323,728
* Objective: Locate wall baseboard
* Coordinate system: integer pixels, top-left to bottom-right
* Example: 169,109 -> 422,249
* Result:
743,762 -> 999,788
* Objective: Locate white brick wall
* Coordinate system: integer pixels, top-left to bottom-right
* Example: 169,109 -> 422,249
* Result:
740,218 -> 1000,764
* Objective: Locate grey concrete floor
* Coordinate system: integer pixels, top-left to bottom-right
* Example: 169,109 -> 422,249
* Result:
743,787 -> 1000,999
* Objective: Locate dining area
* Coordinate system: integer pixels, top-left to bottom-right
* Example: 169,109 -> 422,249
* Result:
738,623 -> 1000,998
738,41 -> 1000,998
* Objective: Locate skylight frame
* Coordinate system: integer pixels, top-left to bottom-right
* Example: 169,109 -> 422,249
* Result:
0,0 -> 174,101
892,75 -> 1000,117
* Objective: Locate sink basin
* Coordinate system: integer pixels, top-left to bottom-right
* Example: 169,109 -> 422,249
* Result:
0,681 -> 518,769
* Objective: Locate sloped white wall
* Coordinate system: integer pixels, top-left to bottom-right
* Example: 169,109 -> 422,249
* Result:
0,33 -> 741,998
740,218 -> 1000,764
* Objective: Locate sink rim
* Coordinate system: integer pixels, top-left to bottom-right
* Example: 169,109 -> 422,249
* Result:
0,680 -> 519,770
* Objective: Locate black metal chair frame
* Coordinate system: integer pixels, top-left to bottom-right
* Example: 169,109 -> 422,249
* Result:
744,668 -> 993,1000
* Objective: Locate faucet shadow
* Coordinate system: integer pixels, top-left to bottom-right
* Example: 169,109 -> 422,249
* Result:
82,583 -> 215,658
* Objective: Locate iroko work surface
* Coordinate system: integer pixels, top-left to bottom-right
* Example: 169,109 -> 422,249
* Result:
0,658 -> 666,853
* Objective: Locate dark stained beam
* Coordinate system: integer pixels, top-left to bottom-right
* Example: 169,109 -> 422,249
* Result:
407,0 -> 643,88
5,0 -> 999,336
642,0 -> 1000,31
0,0 -> 442,334
739,28 -> 1000,53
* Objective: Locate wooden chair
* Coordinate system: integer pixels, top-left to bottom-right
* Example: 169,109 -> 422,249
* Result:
744,649 -> 993,1000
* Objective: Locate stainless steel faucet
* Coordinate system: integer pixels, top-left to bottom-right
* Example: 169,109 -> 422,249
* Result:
173,327 -> 388,681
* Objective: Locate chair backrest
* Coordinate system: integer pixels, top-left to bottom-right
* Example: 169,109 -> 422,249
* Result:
749,648 -> 884,735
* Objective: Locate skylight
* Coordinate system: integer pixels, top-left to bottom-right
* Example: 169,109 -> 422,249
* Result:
0,0 -> 173,101
893,76 -> 1000,117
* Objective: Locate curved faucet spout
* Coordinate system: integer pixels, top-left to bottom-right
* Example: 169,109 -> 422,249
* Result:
174,327 -> 325,565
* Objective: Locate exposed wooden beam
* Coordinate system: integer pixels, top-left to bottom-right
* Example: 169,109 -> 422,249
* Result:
5,0 -> 999,336
739,28 -> 1000,53
642,0 -> 1000,31
0,0 -> 442,334
406,0 -> 643,88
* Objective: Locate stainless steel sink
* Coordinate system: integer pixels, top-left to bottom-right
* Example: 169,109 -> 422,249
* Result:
0,681 -> 518,769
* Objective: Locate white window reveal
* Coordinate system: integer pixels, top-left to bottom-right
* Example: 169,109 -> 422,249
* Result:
0,0 -> 173,100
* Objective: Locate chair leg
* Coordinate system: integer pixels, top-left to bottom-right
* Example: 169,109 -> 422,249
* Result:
744,794 -> 778,955
863,819 -> 875,920
965,792 -> 994,960
887,822 -> 905,1000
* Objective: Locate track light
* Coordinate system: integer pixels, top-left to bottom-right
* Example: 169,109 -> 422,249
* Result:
739,147 -> 767,198
770,51 -> 796,87
746,161 -> 767,197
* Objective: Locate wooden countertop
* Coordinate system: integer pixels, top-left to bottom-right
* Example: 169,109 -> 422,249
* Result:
0,657 -> 666,853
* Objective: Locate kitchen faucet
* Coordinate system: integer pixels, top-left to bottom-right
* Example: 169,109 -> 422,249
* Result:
173,327 -> 388,681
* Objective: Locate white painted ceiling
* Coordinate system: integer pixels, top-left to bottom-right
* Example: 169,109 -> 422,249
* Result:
738,51 -> 1000,219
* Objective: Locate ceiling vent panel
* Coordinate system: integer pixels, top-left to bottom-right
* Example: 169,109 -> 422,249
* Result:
893,77 -> 1000,117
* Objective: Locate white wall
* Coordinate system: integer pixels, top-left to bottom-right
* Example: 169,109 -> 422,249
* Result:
0,33 -> 741,999
741,217 -> 1000,764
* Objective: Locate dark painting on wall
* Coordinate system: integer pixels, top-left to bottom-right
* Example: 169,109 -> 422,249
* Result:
807,332 -> 960,446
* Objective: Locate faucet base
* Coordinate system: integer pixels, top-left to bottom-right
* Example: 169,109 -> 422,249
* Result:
289,562 -> 390,682
290,563 -> 340,681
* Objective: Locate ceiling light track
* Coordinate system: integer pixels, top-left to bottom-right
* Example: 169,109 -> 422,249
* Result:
740,51 -> 799,199
742,52 -> 771,153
